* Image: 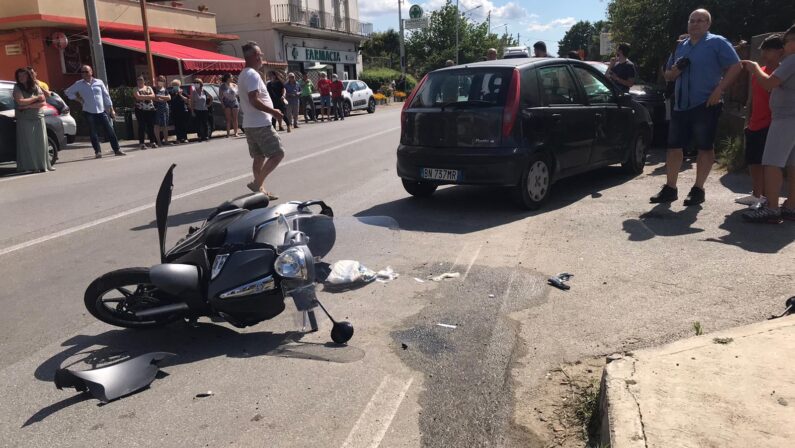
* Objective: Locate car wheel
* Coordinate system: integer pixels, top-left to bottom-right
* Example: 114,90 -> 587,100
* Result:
367,97 -> 376,114
622,132 -> 646,175
47,133 -> 59,165
515,154 -> 552,210
402,179 -> 437,198
343,101 -> 351,117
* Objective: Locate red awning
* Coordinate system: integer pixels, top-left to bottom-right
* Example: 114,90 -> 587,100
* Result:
102,37 -> 244,73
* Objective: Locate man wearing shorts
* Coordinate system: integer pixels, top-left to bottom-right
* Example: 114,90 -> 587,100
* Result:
317,72 -> 332,121
650,9 -> 742,206
238,41 -> 285,200
741,25 -> 795,223
735,35 -> 785,208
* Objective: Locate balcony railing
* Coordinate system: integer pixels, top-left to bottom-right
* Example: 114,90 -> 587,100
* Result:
271,3 -> 372,37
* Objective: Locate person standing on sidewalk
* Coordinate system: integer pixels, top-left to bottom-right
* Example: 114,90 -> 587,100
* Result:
284,72 -> 301,129
299,72 -> 317,123
606,42 -> 637,93
330,74 -> 345,121
153,75 -> 172,146
219,73 -> 241,137
741,25 -> 795,224
133,75 -> 157,149
266,71 -> 289,132
64,65 -> 125,158
238,42 -> 285,200
189,78 -> 212,142
650,9 -> 742,206
13,67 -> 52,173
735,34 -> 785,209
317,72 -> 332,122
169,79 -> 189,143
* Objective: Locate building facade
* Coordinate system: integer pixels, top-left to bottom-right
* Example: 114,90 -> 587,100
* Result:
0,0 -> 239,89
180,0 -> 372,79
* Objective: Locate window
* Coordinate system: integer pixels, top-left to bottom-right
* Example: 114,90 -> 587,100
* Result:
520,69 -> 539,107
0,87 -> 15,111
357,81 -> 367,91
537,66 -> 581,105
573,67 -> 614,104
409,68 -> 513,108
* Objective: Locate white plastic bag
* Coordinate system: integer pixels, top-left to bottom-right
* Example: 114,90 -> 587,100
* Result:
326,260 -> 376,285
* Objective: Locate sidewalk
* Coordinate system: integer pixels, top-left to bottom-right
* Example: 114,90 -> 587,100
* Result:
600,314 -> 795,448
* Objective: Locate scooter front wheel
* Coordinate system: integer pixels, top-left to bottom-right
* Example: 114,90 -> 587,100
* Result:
84,268 -> 182,329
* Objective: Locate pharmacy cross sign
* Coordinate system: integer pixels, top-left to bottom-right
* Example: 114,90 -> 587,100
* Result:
409,5 -> 423,19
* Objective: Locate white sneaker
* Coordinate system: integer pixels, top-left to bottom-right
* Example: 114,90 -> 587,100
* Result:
735,194 -> 760,206
751,196 -> 769,210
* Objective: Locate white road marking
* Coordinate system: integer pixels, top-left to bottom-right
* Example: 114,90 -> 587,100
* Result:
0,127 -> 400,257
341,375 -> 414,448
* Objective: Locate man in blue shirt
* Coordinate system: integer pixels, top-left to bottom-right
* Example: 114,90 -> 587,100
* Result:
650,9 -> 742,206
65,65 -> 125,158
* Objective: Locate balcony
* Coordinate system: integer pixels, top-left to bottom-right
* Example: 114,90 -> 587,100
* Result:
271,3 -> 373,38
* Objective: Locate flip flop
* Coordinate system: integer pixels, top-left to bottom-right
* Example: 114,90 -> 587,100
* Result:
246,182 -> 259,193
263,191 -> 279,200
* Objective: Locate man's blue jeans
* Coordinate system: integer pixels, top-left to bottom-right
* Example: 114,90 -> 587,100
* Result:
83,111 -> 120,153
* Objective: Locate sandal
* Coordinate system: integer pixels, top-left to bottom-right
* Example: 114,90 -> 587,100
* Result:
262,191 -> 279,200
246,182 -> 260,193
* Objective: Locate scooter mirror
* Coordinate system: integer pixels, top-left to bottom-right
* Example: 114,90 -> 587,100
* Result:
331,321 -> 354,344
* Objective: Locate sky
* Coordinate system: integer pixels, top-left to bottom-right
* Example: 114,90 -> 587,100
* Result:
358,0 -> 609,57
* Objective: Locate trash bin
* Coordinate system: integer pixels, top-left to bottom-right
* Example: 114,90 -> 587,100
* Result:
113,108 -> 133,140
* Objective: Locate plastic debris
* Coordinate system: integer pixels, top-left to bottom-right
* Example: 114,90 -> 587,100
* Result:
195,391 -> 214,398
488,294 -> 495,298
326,260 -> 376,285
413,277 -> 425,283
548,272 -> 574,291
375,266 -> 399,283
430,272 -> 460,282
401,343 -> 408,350
436,323 -> 457,329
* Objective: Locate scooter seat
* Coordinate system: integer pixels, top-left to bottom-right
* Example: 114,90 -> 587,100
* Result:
207,193 -> 270,221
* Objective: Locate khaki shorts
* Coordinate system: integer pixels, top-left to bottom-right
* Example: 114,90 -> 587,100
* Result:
245,125 -> 284,158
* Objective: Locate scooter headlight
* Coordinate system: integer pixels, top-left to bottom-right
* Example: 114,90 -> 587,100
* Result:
274,247 -> 307,279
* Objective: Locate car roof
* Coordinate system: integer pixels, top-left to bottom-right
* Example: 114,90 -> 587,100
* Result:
434,58 -> 598,72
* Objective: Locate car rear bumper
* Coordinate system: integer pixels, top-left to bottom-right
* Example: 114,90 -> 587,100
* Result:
397,144 -> 527,186
59,114 -> 77,136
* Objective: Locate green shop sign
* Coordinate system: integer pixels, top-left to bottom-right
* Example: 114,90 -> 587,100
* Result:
304,48 -> 341,62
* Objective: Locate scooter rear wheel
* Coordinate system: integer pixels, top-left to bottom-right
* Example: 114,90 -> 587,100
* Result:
84,268 -> 182,329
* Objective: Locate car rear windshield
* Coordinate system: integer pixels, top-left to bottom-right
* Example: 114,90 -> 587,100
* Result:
409,68 -> 514,109
0,87 -> 14,111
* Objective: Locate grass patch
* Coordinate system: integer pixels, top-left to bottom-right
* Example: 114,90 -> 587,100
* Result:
716,135 -> 745,173
693,321 -> 703,336
713,337 -> 734,345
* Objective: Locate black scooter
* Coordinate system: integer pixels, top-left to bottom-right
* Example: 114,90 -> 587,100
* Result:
83,164 -> 354,344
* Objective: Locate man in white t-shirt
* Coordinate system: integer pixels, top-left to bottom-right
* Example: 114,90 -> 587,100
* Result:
238,41 -> 285,200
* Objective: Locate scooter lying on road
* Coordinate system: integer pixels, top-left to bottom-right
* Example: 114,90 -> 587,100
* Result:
84,164 -> 362,344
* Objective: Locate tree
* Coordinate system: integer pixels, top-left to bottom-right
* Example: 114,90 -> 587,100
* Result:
361,29 -> 401,70
404,1 -> 517,76
608,0 -> 795,81
557,21 -> 597,59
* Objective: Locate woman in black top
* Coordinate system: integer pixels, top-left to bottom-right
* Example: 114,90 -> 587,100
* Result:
266,71 -> 289,131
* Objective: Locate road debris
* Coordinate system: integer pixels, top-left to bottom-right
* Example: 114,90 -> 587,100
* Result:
436,323 -> 457,329
413,277 -> 425,283
429,272 -> 460,282
375,266 -> 399,283
713,337 -> 734,345
547,272 -> 574,291
401,343 -> 408,350
195,391 -> 214,398
326,260 -> 376,284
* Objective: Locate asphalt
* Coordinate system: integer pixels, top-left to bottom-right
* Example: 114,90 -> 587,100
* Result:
0,103 -> 793,448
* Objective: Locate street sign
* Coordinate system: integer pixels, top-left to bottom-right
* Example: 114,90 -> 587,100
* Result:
600,32 -> 615,56
409,5 -> 423,19
404,18 -> 429,30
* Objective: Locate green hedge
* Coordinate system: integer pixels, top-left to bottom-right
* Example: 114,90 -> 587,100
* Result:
361,68 -> 417,93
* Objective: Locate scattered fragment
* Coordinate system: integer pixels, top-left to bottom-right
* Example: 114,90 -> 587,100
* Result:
251,413 -> 264,421
488,294 -> 495,298
778,397 -> 788,406
375,266 -> 399,283
713,337 -> 734,345
401,343 -> 408,350
413,277 -> 425,283
436,323 -> 457,329
195,391 -> 214,398
430,272 -> 460,282
547,272 -> 573,291
54,352 -> 174,403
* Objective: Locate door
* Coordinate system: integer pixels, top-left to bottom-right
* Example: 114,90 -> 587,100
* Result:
532,65 -> 594,173
572,66 -> 630,164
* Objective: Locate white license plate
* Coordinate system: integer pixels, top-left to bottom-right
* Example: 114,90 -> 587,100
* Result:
421,168 -> 459,181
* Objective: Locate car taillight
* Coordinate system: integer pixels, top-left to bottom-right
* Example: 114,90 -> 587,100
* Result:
401,74 -> 428,130
502,69 -> 520,138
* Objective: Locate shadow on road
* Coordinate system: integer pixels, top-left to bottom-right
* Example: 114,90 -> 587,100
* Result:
28,323 -> 364,426
703,209 -> 795,254
718,171 -> 752,195
356,166 -> 638,234
622,203 -> 704,241
130,207 -> 215,231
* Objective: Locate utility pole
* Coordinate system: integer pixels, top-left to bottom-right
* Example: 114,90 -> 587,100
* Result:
398,0 -> 406,75
455,0 -> 459,64
83,0 -> 108,82
487,10 -> 490,32
139,0 -> 156,82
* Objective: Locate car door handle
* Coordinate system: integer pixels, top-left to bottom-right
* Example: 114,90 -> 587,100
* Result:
594,113 -> 603,119
551,113 -> 562,122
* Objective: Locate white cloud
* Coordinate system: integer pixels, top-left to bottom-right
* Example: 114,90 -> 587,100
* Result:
359,0 -> 400,19
527,17 -> 577,32
359,0 -> 532,23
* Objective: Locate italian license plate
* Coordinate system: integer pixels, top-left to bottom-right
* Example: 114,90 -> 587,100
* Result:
421,168 -> 460,181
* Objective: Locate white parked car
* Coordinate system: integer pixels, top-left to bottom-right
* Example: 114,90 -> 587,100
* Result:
311,80 -> 376,117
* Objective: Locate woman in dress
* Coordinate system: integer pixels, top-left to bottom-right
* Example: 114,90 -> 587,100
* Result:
12,67 -> 52,173
189,78 -> 212,142
219,73 -> 240,137
133,75 -> 157,149
154,75 -> 173,145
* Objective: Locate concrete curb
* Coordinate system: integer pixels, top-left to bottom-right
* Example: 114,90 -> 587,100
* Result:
599,314 -> 795,448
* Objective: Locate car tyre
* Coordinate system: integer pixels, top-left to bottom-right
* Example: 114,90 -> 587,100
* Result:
402,179 -> 437,198
622,132 -> 647,175
367,97 -> 376,114
343,101 -> 352,117
47,133 -> 59,165
515,154 -> 552,210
